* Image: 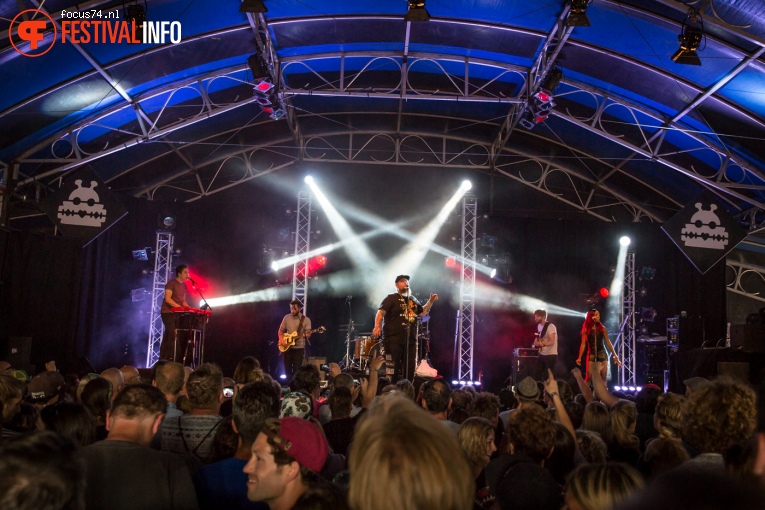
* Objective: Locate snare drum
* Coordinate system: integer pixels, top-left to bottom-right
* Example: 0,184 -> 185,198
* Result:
354,336 -> 376,358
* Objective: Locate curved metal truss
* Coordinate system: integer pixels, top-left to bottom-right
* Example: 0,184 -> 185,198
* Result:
726,259 -> 765,302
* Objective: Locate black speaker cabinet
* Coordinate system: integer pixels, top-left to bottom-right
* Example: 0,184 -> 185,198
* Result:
730,324 -> 765,353
513,356 -> 537,385
4,336 -> 32,372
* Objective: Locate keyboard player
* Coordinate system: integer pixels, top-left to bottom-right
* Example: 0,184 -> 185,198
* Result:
159,264 -> 191,361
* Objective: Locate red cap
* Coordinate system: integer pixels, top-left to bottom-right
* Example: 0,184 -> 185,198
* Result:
262,417 -> 329,473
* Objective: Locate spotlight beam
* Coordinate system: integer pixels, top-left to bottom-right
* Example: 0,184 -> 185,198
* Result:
470,281 -> 585,317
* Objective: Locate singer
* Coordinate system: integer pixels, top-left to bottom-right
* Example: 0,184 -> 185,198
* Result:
372,275 -> 438,381
159,264 -> 191,361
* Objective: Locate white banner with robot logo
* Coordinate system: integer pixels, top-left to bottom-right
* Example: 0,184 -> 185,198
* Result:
41,167 -> 127,246
662,191 -> 746,274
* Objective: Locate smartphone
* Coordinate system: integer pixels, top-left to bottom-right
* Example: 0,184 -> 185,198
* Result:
223,387 -> 234,398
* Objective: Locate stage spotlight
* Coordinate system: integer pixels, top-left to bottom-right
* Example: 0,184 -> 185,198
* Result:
461,180 -> 472,190
672,10 -> 703,66
132,249 -> 149,261
316,255 -> 327,266
159,213 -> 176,230
641,307 -> 657,322
445,257 -> 456,268
640,267 -> 656,280
131,288 -> 146,302
619,236 -> 631,247
404,1 -> 430,22
253,80 -> 274,94
490,268 -> 497,279
599,288 -> 609,298
239,0 -> 267,13
304,175 -> 314,184
565,0 -> 591,27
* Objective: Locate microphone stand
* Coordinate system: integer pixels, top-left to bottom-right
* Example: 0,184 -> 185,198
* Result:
189,280 -> 212,366
404,287 -> 411,382
342,297 -> 355,370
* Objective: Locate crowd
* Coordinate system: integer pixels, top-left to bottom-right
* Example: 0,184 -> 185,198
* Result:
1,355 -> 764,510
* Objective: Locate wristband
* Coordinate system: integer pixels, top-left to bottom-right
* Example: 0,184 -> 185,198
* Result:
548,391 -> 559,397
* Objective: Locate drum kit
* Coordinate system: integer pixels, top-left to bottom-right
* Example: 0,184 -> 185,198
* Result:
345,331 -> 383,371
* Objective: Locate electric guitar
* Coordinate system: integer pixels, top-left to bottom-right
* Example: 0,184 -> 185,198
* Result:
278,326 -> 326,353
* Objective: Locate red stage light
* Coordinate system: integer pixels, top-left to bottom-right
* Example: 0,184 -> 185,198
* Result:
445,257 -> 456,268
599,287 -> 609,298
316,255 -> 327,266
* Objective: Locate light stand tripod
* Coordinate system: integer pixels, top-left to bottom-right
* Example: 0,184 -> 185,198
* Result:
340,296 -> 361,370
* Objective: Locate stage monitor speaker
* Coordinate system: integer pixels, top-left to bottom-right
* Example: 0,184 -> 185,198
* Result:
730,324 -> 765,353
717,362 -> 750,383
4,336 -> 32,372
676,316 -> 705,351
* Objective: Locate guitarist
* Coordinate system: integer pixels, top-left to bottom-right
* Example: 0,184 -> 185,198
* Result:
533,309 -> 558,380
278,300 -> 312,382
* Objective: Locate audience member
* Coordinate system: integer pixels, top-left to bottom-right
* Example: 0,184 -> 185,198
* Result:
1,374 -> 26,441
194,380 -> 279,510
0,431 -> 85,510
27,371 -> 66,409
420,378 -> 460,435
80,384 -> 198,510
576,430 -> 608,464
233,356 -> 263,389
40,402 -> 95,447
120,365 -> 141,385
683,376 -> 710,397
637,436 -> 689,479
80,377 -> 112,440
322,386 -> 356,456
244,416 -> 329,510
349,397 -> 473,510
606,400 -> 640,466
652,391 -> 685,440
564,463 -> 643,510
499,376 -> 538,430
75,373 -> 99,404
581,401 -> 609,439
634,384 -> 662,449
99,367 -> 124,399
161,363 -> 224,471
5,402 -> 41,433
395,378 -> 415,400
458,416 -> 497,509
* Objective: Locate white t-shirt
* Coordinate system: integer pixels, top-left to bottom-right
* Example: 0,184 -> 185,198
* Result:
538,322 -> 558,355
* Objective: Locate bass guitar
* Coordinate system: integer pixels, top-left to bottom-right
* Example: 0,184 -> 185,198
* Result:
278,326 -> 326,353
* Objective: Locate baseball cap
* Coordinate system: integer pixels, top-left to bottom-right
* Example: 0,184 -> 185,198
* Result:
516,376 -> 540,401
261,417 -> 329,473
395,275 -> 410,283
280,391 -> 313,419
28,371 -> 65,403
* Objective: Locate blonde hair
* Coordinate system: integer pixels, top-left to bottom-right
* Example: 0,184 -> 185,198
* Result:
566,463 -> 644,510
582,401 -> 609,438
653,392 -> 685,438
457,417 -> 495,470
608,400 -> 640,450
349,397 -> 473,510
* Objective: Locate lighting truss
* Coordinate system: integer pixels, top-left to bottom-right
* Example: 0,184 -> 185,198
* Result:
292,191 -> 312,313
615,251 -> 636,386
146,231 -> 174,368
457,195 -> 477,382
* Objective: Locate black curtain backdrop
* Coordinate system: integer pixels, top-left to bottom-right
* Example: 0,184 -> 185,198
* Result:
1,166 -> 726,387
0,230 -> 82,373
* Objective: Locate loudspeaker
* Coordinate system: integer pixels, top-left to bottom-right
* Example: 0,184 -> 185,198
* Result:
4,336 -> 32,372
676,316 -> 705,351
247,54 -> 269,79
717,362 -> 750,383
513,356 -> 537,385
730,324 -> 765,353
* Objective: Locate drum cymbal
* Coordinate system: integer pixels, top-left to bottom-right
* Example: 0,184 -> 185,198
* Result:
356,332 -> 374,336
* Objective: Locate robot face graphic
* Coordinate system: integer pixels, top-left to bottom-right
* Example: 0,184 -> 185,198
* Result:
57,180 -> 107,227
680,203 -> 728,250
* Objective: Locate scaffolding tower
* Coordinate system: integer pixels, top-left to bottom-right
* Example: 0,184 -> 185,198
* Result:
292,191 -> 312,312
457,195 -> 477,382
145,231 -> 174,368
617,251 -> 636,386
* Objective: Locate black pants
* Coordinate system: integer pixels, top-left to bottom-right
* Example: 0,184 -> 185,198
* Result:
160,313 -> 179,361
284,347 -> 305,383
384,334 -> 417,382
537,354 -> 558,380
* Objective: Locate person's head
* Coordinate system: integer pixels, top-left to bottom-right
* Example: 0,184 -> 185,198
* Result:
682,377 -> 757,455
233,356 -> 262,385
5,402 -> 41,433
0,374 -> 25,423
349,397 -> 473,510
99,368 -> 124,398
653,392 -> 685,438
185,363 -> 224,411
0,431 -> 85,510
582,401 -> 609,438
534,309 -> 547,324
470,392 -> 500,424
498,387 -> 517,411
457,416 -> 496,472
119,366 -> 141,385
27,371 -> 66,407
40,402 -> 96,447
421,378 -> 451,415
289,299 -> 302,316
290,364 -> 320,396
328,386 -> 353,420
635,385 -> 663,414
244,417 -> 329,506
505,404 -> 556,464
683,376 -> 710,398
575,430 -> 608,464
515,376 -> 540,406
233,381 -> 282,446
280,392 -> 314,419
75,374 -> 99,404
80,377 -> 112,424
107,384 -> 168,446
565,401 -> 585,430
581,309 -> 604,336
642,436 -> 690,479
395,379 -> 415,400
152,361 -> 185,398
450,387 -> 474,411
548,422 -> 577,485
394,274 -> 410,293
608,400 -> 639,450
175,264 -> 188,278
565,463 -> 644,510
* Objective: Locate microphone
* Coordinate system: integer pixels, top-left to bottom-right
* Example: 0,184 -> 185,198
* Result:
189,277 -> 197,285
346,295 -> 353,300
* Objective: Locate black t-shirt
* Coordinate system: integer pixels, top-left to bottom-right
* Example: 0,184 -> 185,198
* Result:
379,292 -> 423,337
162,279 -> 188,313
